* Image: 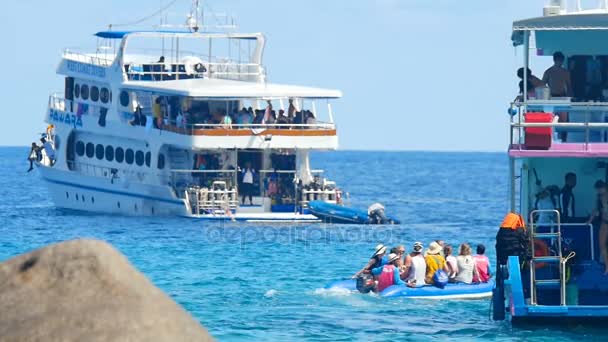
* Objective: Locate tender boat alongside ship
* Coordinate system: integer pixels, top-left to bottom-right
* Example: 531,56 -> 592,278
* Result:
34,3 -> 346,222
493,0 -> 608,325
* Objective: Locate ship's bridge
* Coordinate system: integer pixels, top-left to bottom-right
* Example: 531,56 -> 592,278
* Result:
509,1 -> 608,158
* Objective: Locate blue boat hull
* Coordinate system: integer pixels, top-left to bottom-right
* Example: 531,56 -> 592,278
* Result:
308,201 -> 400,224
324,279 -> 494,299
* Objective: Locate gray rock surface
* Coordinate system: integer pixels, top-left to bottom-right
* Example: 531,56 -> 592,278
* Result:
0,239 -> 213,341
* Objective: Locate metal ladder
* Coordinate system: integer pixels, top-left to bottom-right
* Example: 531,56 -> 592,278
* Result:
529,209 -> 566,306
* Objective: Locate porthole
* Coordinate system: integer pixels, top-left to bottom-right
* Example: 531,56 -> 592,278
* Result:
66,192 -> 69,199
95,144 -> 104,160
85,142 -> 94,158
135,150 -> 144,166
145,152 -> 151,167
119,90 -> 130,107
91,196 -> 95,204
76,194 -> 79,201
157,153 -> 165,169
81,84 -> 89,100
151,207 -> 155,215
74,84 -> 80,98
125,149 -> 134,164
117,201 -> 121,208
100,88 -> 110,103
75,141 -> 85,156
90,86 -> 99,102
105,145 -> 114,162
134,204 -> 138,212
82,195 -> 85,202
115,147 -> 124,163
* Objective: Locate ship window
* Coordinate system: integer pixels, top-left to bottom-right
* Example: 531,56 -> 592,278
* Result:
85,142 -> 94,158
75,194 -> 79,201
157,153 -> 165,169
135,150 -> 144,166
115,147 -> 124,163
125,148 -> 134,164
76,141 -> 85,156
100,88 -> 110,103
91,196 -> 95,204
145,152 -> 151,167
105,145 -> 114,161
66,192 -> 69,199
95,144 -> 104,160
91,86 -> 99,102
119,91 -> 130,107
81,84 -> 89,100
74,84 -> 80,98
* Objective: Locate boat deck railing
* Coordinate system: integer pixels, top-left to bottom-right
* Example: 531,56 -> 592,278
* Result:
125,61 -> 264,82
63,49 -> 114,67
509,100 -> 608,152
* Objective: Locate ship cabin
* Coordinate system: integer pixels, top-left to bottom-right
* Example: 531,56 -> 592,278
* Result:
43,30 -> 342,217
500,1 -> 608,323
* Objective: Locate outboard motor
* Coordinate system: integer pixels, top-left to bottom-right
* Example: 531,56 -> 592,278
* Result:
368,203 -> 388,224
356,273 -> 375,294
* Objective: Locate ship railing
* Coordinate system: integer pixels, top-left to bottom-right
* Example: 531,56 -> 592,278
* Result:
48,94 -> 108,118
125,61 -> 264,82
63,49 -> 114,67
509,100 -> 608,150
163,122 -> 336,135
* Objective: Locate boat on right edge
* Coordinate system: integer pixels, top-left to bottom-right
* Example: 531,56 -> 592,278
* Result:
494,0 -> 608,325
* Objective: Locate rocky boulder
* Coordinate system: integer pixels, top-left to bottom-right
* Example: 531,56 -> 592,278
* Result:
0,239 -> 213,341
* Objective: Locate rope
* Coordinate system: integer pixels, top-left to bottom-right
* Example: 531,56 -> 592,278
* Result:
108,0 -> 180,29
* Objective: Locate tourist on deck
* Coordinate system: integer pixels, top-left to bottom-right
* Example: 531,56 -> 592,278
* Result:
130,105 -> 146,126
262,100 -> 273,125
587,180 -> 608,274
444,244 -> 458,282
424,241 -> 449,285
306,110 -> 317,126
353,244 -> 387,279
472,244 -> 492,283
222,112 -> 232,129
152,97 -> 163,129
455,243 -> 478,284
175,111 -> 185,129
517,67 -> 544,99
27,142 -> 41,172
542,52 -> 572,97
276,109 -> 289,127
288,98 -> 296,117
535,185 -> 561,225
241,162 -> 256,205
543,52 -> 572,141
40,138 -> 56,165
561,172 -> 577,222
371,253 -> 405,292
406,242 -> 426,287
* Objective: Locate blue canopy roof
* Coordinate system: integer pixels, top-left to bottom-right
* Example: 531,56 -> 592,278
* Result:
94,30 -> 192,39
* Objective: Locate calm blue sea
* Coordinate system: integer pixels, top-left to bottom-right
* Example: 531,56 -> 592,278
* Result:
1,147 -> 607,341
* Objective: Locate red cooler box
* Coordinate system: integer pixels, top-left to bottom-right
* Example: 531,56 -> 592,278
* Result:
524,112 -> 553,150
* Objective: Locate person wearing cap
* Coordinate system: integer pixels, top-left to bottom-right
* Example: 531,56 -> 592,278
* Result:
371,253 -> 405,292
405,242 -> 426,287
424,241 -> 449,285
352,244 -> 387,279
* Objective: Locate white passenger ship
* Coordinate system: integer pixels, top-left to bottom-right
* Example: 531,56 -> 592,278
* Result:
36,4 -> 343,222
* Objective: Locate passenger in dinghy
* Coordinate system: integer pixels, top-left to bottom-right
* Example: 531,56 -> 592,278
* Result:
352,244 -> 387,279
424,241 -> 450,285
405,242 -> 427,287
444,245 -> 458,283
371,253 -> 405,292
473,244 -> 492,283
455,243 -> 478,284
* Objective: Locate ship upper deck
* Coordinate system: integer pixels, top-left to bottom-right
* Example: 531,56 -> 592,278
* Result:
508,1 -> 608,158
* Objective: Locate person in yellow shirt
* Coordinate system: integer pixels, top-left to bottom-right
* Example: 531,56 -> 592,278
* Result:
424,241 -> 449,285
152,97 -> 163,129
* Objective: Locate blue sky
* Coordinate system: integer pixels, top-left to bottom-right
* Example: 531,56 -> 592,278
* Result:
1,0 -> 548,150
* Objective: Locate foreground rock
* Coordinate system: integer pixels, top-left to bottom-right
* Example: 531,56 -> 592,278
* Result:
0,239 -> 213,341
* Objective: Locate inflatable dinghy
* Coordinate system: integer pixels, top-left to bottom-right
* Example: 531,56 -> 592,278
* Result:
308,201 -> 400,224
324,279 -> 494,299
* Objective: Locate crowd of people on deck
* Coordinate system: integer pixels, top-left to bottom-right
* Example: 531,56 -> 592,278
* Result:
130,96 -> 319,131
352,241 -> 492,293
534,171 -> 608,274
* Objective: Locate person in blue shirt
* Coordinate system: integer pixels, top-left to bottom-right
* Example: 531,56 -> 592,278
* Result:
372,253 -> 405,292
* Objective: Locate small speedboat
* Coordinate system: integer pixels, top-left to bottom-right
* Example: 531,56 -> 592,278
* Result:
308,201 -> 400,224
324,279 -> 494,299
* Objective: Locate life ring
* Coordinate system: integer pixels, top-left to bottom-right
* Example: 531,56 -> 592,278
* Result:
534,239 -> 549,269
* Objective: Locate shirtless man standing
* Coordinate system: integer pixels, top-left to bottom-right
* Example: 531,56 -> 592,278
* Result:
542,51 -> 572,97
543,51 -> 572,141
